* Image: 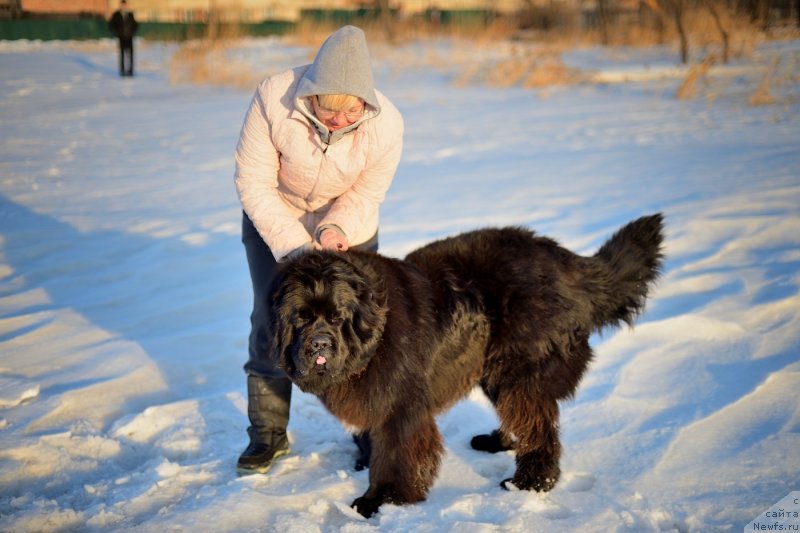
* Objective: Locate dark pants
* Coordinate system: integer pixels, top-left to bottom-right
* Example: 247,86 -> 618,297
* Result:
118,37 -> 134,76
242,211 -> 378,378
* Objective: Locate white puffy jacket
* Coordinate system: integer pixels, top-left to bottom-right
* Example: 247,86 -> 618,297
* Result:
234,65 -> 404,261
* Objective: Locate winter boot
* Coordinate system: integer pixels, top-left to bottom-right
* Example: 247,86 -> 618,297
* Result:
237,375 -> 292,474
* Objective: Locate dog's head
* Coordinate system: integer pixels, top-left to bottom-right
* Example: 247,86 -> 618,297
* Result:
268,251 -> 387,393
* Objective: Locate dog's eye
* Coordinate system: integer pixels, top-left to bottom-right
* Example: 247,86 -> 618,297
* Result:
295,308 -> 313,324
329,314 -> 346,325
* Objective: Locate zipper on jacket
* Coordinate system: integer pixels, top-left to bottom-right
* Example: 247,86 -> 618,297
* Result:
306,141 -> 329,203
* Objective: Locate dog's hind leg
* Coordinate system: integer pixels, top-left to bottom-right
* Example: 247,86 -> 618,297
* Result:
493,334 -> 593,491
470,380 -> 517,453
351,413 -> 444,518
496,390 -> 562,492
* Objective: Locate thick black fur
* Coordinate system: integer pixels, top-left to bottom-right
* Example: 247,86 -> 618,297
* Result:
268,214 -> 665,518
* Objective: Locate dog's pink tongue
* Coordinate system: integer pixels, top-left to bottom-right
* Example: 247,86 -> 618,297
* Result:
316,355 -> 327,365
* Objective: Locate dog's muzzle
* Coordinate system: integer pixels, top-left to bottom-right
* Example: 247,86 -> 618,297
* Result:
308,334 -> 334,373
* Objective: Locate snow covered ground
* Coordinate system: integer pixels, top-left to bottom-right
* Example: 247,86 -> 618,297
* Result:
1,35 -> 798,532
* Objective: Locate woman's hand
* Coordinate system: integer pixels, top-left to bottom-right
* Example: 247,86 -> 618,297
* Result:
319,227 -> 349,251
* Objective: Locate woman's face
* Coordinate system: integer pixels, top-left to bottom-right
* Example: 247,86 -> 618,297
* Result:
312,96 -> 365,132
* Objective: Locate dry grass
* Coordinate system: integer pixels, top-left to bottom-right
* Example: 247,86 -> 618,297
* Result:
166,12 -> 797,110
748,56 -> 780,106
522,54 -> 586,88
572,4 -> 762,59
449,42 -> 585,90
484,49 -> 585,88
484,46 -> 532,88
685,6 -> 762,61
676,54 -> 717,100
748,72 -> 775,106
169,40 -> 258,90
751,52 -> 800,107
285,16 -> 529,49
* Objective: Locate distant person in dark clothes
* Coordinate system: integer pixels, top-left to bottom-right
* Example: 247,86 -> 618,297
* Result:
109,0 -> 138,77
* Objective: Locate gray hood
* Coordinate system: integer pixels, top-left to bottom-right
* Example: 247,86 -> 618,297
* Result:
295,25 -> 379,109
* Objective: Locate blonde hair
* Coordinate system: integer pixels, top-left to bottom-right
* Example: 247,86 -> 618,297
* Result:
316,94 -> 363,111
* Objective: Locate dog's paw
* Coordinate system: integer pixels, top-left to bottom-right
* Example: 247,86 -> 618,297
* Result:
351,496 -> 382,518
500,478 -> 520,491
470,430 -> 515,454
501,471 -> 559,492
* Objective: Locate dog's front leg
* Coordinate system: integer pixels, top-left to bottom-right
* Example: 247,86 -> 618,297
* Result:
351,413 -> 443,518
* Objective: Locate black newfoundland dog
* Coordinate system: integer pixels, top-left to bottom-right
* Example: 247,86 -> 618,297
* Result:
268,214 -> 664,518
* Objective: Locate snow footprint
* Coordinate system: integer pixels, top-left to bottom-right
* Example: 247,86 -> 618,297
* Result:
472,454 -> 514,482
522,493 -> 573,520
560,471 -> 596,492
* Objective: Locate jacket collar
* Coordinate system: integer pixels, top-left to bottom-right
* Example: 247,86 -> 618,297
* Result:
294,96 -> 378,146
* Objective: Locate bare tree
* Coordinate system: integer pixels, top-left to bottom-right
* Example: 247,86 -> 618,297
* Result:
794,0 -> 800,28
670,0 -> 690,63
644,0 -> 690,63
597,0 -> 613,44
706,0 -> 730,63
753,0 -> 769,29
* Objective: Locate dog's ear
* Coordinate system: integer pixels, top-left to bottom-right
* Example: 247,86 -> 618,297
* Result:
343,260 -> 387,347
267,272 -> 295,373
352,289 -> 386,347
268,309 -> 295,371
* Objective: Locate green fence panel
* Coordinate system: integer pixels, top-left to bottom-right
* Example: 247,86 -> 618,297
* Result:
298,8 -> 492,27
431,9 -> 494,26
300,9 -> 355,25
453,10 -> 493,25
0,19 -> 295,41
0,10 -> 492,42
299,8 -> 387,25
0,19 -> 107,40
246,20 -> 295,37
138,22 -> 206,41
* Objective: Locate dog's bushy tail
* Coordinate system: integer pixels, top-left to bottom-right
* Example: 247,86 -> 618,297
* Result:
589,213 -> 665,330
